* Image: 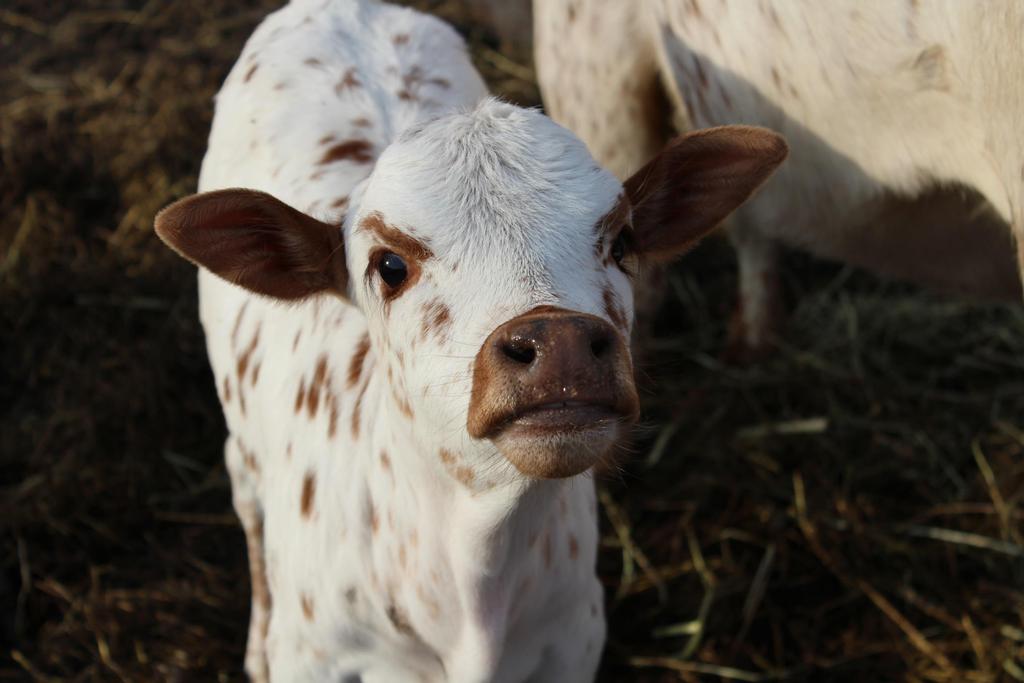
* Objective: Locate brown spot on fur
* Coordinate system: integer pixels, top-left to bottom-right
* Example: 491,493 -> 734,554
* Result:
345,587 -> 357,604
440,448 -> 455,465
327,394 -> 339,439
386,603 -> 414,636
393,387 -> 413,418
392,33 -> 410,45
370,501 -> 380,533
236,324 -> 261,380
453,465 -> 475,487
295,378 -> 306,414
543,531 -> 552,568
568,534 -> 579,559
331,196 -> 349,210
352,117 -> 372,128
243,63 -> 258,82
318,135 -> 336,146
231,301 -> 249,349
771,66 -> 783,90
359,211 -> 434,261
398,545 -> 407,569
335,67 -> 361,94
251,361 -> 261,386
307,355 -> 328,417
380,450 -> 391,472
421,299 -> 452,340
293,329 -> 302,351
304,57 -> 323,67
240,443 -> 260,474
351,376 -> 369,439
238,388 -> 246,417
347,334 -> 371,388
300,472 -> 316,518
397,89 -> 415,101
301,593 -> 315,621
319,140 -> 374,165
223,376 -> 231,403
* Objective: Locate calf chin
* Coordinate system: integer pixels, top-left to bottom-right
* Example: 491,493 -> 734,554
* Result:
494,419 -> 627,479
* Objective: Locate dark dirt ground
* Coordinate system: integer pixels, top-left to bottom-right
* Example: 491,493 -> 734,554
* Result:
2,1 -> 1022,681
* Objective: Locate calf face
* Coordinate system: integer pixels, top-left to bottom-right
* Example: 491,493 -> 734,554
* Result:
156,101 -> 785,483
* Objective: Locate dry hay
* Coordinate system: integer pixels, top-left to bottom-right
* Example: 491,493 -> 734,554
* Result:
1,1 -> 1021,681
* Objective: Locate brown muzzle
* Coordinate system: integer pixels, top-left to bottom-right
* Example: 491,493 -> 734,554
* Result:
467,306 -> 640,478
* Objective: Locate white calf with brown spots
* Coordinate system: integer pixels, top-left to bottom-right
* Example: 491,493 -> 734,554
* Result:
536,0 -> 1024,352
154,1 -> 786,680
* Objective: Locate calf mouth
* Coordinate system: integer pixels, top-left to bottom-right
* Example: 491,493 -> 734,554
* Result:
492,399 -> 629,436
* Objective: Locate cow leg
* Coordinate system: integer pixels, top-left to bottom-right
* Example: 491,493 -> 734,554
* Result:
726,218 -> 784,360
225,436 -> 271,683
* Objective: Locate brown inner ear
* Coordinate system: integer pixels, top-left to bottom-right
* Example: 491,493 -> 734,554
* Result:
624,125 -> 788,262
154,188 -> 348,301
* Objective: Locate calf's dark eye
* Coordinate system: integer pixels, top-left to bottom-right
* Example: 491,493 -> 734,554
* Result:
611,232 -> 628,264
378,252 -> 408,288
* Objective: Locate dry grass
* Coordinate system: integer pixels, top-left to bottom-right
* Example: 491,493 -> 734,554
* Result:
1,1 -> 1022,681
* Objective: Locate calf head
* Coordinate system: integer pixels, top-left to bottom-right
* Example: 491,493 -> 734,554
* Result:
156,100 -> 785,484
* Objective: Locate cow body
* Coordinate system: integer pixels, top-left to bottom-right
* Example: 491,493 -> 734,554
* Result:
535,0 -> 1024,347
198,2 -> 604,681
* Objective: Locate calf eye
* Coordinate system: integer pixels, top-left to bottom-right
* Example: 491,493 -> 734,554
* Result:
378,252 -> 408,288
611,232 -> 628,264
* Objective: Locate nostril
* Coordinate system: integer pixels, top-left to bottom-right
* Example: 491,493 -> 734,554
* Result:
501,338 -> 536,365
590,334 -> 611,359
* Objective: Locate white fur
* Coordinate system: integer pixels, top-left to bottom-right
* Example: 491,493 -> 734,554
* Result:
535,0 -> 1024,345
197,1 -> 631,680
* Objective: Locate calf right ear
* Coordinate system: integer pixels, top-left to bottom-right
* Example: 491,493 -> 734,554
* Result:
154,189 -> 348,300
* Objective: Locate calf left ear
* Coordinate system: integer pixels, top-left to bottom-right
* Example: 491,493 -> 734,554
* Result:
624,126 -> 787,263
154,188 -> 348,300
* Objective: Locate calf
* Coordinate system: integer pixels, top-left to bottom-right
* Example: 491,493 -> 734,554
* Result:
154,1 -> 785,680
535,0 -> 1024,350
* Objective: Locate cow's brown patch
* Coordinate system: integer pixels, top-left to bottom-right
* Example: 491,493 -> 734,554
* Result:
300,472 -> 316,519
236,324 -> 261,381
351,376 -> 369,439
439,448 -> 455,465
223,376 -> 231,403
331,196 -> 349,210
397,89 -> 415,102
319,140 -> 374,165
307,355 -> 329,417
293,330 -> 302,351
318,135 -> 336,146
369,501 -> 380,534
301,593 -> 315,621
347,333 -> 371,388
352,117 -> 372,128
231,301 -> 249,349
295,378 -> 306,414
327,394 -> 339,439
240,443 -> 260,474
453,465 -> 475,487
421,299 -> 452,340
568,534 -> 579,559
392,33 -> 410,45
251,361 -> 261,386
380,450 -> 391,472
335,67 -> 361,94
344,587 -> 357,604
386,603 -> 414,636
304,57 -> 323,67
243,63 -> 258,82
